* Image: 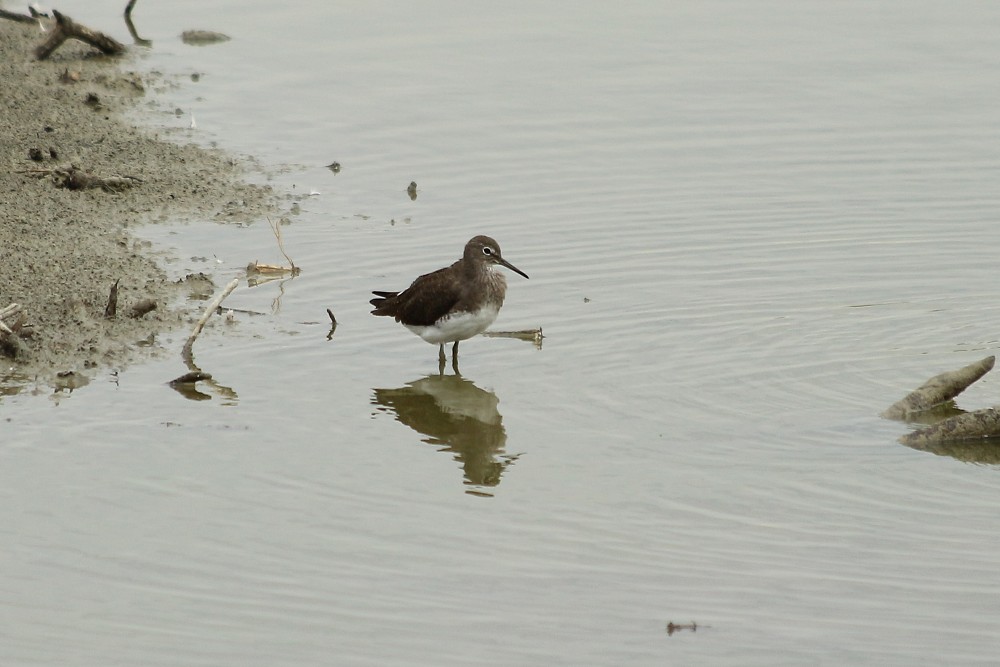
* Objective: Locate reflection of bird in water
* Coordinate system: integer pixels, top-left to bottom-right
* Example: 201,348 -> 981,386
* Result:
373,374 -> 519,494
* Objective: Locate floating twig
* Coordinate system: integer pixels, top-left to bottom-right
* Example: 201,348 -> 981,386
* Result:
666,621 -> 700,636
169,371 -> 212,385
482,327 -> 543,348
246,217 -> 300,282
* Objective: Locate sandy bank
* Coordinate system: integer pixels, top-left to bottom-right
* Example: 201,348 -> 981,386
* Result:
0,15 -> 278,391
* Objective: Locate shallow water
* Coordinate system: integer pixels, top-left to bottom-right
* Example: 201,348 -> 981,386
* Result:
5,1 -> 1000,664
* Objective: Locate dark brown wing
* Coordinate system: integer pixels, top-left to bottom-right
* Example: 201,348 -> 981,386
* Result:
370,266 -> 460,326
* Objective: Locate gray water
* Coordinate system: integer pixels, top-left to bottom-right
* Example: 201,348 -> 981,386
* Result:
5,1 -> 1000,664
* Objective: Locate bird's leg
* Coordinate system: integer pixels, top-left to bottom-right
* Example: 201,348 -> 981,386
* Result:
438,344 -> 446,375
451,341 -> 460,375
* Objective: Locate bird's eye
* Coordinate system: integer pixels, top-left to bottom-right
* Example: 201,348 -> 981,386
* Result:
482,247 -> 493,256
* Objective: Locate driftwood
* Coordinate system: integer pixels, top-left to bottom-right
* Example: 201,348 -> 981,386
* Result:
35,10 -> 126,60
900,409 -> 1000,449
0,8 -> 36,24
181,277 -> 239,364
882,356 -> 994,420
326,308 -> 337,340
885,355 -> 1000,452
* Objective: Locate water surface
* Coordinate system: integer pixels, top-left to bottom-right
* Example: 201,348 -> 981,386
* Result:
5,1 -> 1000,664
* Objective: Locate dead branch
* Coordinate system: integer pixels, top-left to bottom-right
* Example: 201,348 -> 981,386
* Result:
246,261 -> 295,276
169,371 -> 212,385
0,8 -> 37,24
181,277 -> 239,364
268,216 -> 299,273
900,408 -> 1000,448
124,0 -> 151,46
35,10 -> 126,60
882,356 -> 995,420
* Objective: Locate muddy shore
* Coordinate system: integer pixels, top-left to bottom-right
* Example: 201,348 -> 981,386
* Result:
0,16 -> 278,390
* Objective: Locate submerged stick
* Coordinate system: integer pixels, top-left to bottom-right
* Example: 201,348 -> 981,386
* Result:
181,277 -> 238,363
881,356 -> 995,420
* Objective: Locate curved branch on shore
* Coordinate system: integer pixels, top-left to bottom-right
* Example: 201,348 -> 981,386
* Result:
35,10 -> 126,60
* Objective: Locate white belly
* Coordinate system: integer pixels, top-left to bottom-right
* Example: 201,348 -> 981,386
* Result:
405,306 -> 500,344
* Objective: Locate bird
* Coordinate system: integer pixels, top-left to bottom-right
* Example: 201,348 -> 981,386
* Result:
371,235 -> 529,370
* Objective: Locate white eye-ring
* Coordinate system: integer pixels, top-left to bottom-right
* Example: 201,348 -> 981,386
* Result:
482,246 -> 494,256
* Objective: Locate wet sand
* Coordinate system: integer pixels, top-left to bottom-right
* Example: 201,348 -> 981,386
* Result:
0,17 -> 278,388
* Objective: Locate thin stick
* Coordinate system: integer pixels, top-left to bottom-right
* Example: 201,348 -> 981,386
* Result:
0,8 -> 37,24
267,216 -> 297,273
181,278 -> 238,363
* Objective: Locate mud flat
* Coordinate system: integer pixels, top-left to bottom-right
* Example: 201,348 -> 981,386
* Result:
0,16 -> 278,391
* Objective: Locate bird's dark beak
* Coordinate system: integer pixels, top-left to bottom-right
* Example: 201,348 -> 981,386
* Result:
499,258 -> 529,280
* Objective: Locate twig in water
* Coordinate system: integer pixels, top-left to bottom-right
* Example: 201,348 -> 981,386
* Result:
268,216 -> 299,274
482,327 -> 544,348
326,308 -> 338,340
181,278 -> 238,364
666,621 -> 703,636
